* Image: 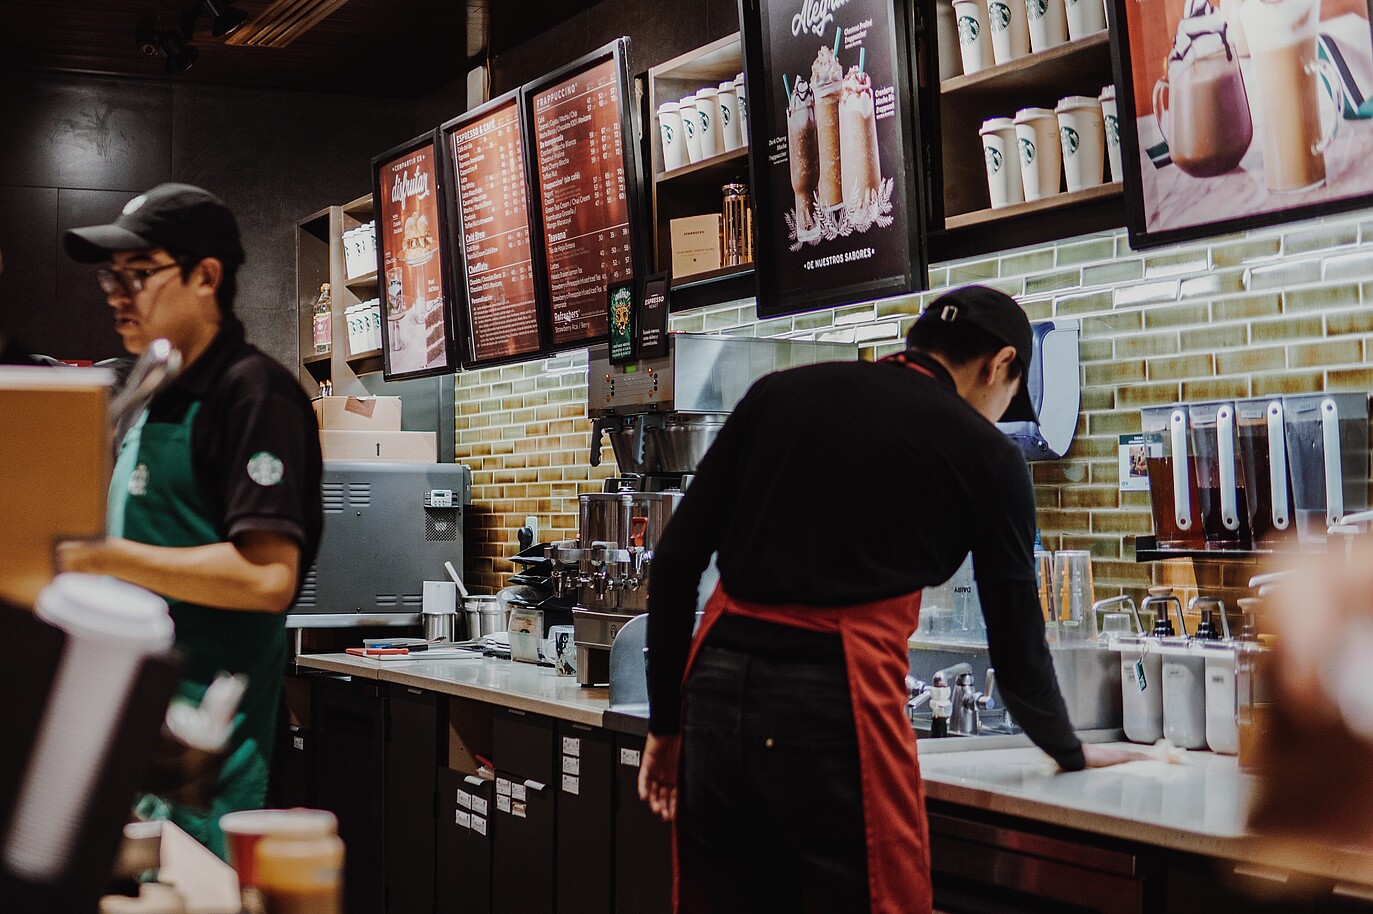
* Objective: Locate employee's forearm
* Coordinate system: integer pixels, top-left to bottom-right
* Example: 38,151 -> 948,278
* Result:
91,539 -> 295,613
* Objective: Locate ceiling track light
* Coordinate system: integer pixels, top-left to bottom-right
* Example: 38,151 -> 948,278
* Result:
183,0 -> 249,40
158,29 -> 199,74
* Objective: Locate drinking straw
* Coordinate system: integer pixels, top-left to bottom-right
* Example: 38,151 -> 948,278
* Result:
833,27 -> 842,57
859,46 -> 866,74
783,73 -> 791,104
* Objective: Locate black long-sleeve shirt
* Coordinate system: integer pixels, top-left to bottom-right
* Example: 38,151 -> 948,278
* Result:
645,351 -> 1085,771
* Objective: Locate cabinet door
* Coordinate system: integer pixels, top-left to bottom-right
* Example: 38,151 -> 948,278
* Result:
385,685 -> 440,914
614,733 -> 672,914
492,771 -> 556,914
555,723 -> 614,914
1166,855 -> 1317,914
437,769 -> 494,914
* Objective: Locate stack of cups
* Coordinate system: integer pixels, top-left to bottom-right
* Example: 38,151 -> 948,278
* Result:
1026,0 -> 1068,53
1013,106 -> 1062,200
1065,0 -> 1107,41
1056,94 -> 1107,192
980,117 -> 1025,209
953,0 -> 994,74
1099,84 -> 1121,182
988,0 -> 1031,65
658,101 -> 688,171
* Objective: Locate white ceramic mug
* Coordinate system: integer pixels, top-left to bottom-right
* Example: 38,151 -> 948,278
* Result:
679,93 -> 703,164
980,116 -> 1026,208
987,0 -> 1031,65
1056,95 -> 1106,192
953,0 -> 994,75
695,87 -> 723,158
1064,0 -> 1106,41
658,101 -> 687,171
1099,84 -> 1121,182
717,81 -> 743,151
1025,0 -> 1068,53
1014,106 -> 1062,200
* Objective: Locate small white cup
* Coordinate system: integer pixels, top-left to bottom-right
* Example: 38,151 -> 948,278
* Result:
1056,95 -> 1106,192
980,116 -> 1025,209
1065,0 -> 1107,40
679,94 -> 703,163
694,87 -> 723,158
1099,84 -> 1121,182
658,101 -> 687,171
1025,0 -> 1068,53
953,0 -> 994,75
717,81 -> 743,152
423,580 -> 457,615
1014,106 -> 1063,200
734,73 -> 749,143
987,0 -> 1031,65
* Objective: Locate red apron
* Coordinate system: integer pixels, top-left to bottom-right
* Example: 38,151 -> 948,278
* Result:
673,585 -> 931,914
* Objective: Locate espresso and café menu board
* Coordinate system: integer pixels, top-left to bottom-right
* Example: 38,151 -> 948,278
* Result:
742,0 -> 925,317
528,46 -> 637,348
373,134 -> 455,380
445,94 -> 544,364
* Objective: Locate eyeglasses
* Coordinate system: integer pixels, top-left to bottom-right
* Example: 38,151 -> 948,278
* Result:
96,261 -> 181,296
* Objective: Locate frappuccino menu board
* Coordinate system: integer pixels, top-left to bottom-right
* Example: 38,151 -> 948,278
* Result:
743,0 -> 924,316
447,95 -> 543,363
530,55 -> 635,347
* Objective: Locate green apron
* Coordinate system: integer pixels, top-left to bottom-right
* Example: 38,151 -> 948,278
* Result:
109,402 -> 286,859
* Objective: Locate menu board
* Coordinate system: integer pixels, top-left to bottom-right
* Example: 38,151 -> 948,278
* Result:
371,133 -> 456,380
443,93 -> 544,365
1111,0 -> 1373,248
741,0 -> 926,317
527,44 -> 638,349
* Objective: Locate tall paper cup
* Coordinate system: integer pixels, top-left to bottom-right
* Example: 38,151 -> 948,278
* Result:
1014,106 -> 1062,200
221,808 -> 337,890
1025,0 -> 1068,53
1099,84 -> 1122,182
953,0 -> 994,75
734,73 -> 749,143
1056,95 -> 1106,192
987,0 -> 1031,65
1065,0 -> 1107,40
679,94 -> 703,164
980,117 -> 1026,208
695,87 -> 723,158
658,101 -> 687,171
717,81 -> 743,151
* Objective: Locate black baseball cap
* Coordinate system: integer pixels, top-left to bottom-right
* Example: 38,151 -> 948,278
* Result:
63,183 -> 245,266
912,285 -> 1037,423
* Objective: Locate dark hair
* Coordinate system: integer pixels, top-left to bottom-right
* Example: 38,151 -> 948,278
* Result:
166,246 -> 237,316
907,318 -> 1022,379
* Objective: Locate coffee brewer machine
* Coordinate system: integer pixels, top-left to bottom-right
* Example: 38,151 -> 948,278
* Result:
555,334 -> 856,685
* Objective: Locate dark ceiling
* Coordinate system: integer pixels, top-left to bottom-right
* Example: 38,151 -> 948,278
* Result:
0,0 -> 603,98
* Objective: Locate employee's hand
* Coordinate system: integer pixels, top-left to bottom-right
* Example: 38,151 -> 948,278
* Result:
55,537 -> 122,576
1080,744 -> 1151,768
639,732 -> 681,823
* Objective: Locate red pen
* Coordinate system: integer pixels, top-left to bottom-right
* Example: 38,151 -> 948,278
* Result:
346,647 -> 408,656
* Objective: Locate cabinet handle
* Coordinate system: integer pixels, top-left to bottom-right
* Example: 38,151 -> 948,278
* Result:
1232,864 -> 1290,884
1334,884 -> 1373,902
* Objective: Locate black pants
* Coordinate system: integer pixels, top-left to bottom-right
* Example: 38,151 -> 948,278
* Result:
680,641 -> 870,913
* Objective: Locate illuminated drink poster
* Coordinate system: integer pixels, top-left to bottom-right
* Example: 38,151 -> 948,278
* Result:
371,132 -> 457,380
740,0 -> 927,317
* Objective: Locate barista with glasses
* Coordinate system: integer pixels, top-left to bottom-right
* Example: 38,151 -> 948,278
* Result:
55,184 -> 323,858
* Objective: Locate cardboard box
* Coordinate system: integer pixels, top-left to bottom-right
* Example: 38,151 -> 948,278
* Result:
312,395 -> 401,431
670,213 -> 722,278
319,429 -> 435,463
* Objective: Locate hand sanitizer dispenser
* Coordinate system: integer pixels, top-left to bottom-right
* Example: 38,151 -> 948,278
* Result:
998,319 -> 1080,461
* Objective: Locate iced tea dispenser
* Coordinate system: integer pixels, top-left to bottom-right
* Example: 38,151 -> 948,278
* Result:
1142,405 -> 1203,548
1235,397 -> 1293,548
1188,401 -> 1250,550
1282,393 -> 1369,541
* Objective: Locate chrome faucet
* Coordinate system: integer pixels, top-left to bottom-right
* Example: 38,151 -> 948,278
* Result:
1091,594 -> 1143,635
949,668 -> 996,735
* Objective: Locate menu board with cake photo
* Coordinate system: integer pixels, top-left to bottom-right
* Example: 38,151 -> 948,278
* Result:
371,132 -> 458,380
741,0 -> 927,317
524,39 -> 646,351
1113,0 -> 1373,246
441,90 -> 546,367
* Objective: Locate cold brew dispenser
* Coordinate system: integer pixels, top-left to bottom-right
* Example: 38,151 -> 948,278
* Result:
1188,401 -> 1250,550
1235,397 -> 1293,548
1142,405 -> 1203,549
1282,393 -> 1369,541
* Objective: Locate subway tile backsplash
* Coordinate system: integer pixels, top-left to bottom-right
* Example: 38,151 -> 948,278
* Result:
456,211 -> 1373,606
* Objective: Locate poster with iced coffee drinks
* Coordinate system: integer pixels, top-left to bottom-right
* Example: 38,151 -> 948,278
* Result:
371,132 -> 457,380
1114,0 -> 1373,246
741,0 -> 926,317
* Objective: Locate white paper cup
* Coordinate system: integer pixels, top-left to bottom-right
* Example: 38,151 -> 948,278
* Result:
679,94 -> 703,164
734,73 -> 749,143
987,0 -> 1031,65
1099,85 -> 1121,182
1014,107 -> 1063,200
1025,0 -> 1068,53
1065,0 -> 1106,40
658,101 -> 687,171
717,82 -> 743,152
980,117 -> 1025,208
695,87 -> 723,159
1056,95 -> 1106,192
953,0 -> 994,75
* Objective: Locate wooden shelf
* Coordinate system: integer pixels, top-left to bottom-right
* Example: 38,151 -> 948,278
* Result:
944,182 -> 1122,231
670,263 -> 753,290
656,147 -> 748,185
1133,535 -> 1285,563
342,193 -> 374,218
940,31 -> 1111,97
345,270 -> 377,288
347,347 -> 383,362
650,32 -> 743,84
303,351 -> 332,365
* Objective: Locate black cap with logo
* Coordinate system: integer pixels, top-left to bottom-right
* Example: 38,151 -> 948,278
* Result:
912,285 -> 1037,423
63,183 -> 245,267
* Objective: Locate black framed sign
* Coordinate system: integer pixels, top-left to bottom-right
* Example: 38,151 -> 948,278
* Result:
371,131 -> 460,381
439,90 -> 548,369
1109,0 -> 1373,249
523,38 -> 648,353
740,0 -> 928,318
608,279 -> 636,364
638,273 -> 670,360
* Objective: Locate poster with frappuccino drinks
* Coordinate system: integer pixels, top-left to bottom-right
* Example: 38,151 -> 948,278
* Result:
1114,0 -> 1373,246
741,0 -> 927,317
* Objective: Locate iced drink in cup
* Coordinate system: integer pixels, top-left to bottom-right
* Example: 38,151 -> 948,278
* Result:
220,808 -> 337,890
787,78 -> 821,243
839,67 -> 882,212
811,46 -> 845,211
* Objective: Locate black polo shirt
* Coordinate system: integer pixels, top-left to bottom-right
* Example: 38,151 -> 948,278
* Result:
646,351 -> 1084,769
134,316 -> 323,592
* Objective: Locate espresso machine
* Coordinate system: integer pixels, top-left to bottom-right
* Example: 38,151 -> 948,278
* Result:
557,333 -> 857,685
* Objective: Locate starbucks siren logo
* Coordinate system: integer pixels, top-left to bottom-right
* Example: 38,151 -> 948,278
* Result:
247,452 -> 285,487
128,462 -> 149,497
985,146 -> 1003,174
1061,126 -> 1081,156
700,111 -> 711,132
684,118 -> 696,139
1105,114 -> 1120,147
722,107 -> 731,127
661,123 -> 674,145
988,2 -> 1012,31
1019,137 -> 1036,167
957,15 -> 980,44
1028,0 -> 1049,19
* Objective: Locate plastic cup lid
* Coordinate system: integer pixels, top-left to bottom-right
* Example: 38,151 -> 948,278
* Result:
679,93 -> 699,105
658,101 -> 680,113
980,116 -> 1016,134
696,87 -> 718,98
220,808 -> 337,837
1056,95 -> 1103,113
1014,107 -> 1056,122
1099,84 -> 1116,101
36,573 -> 174,648
718,81 -> 736,92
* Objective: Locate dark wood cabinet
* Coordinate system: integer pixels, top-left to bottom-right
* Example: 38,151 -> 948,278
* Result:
612,733 -> 673,914
492,708 -> 557,914
437,769 -> 494,914
385,685 -> 441,914
556,722 -> 615,914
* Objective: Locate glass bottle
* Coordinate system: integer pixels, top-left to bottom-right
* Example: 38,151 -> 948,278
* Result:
312,283 -> 332,356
